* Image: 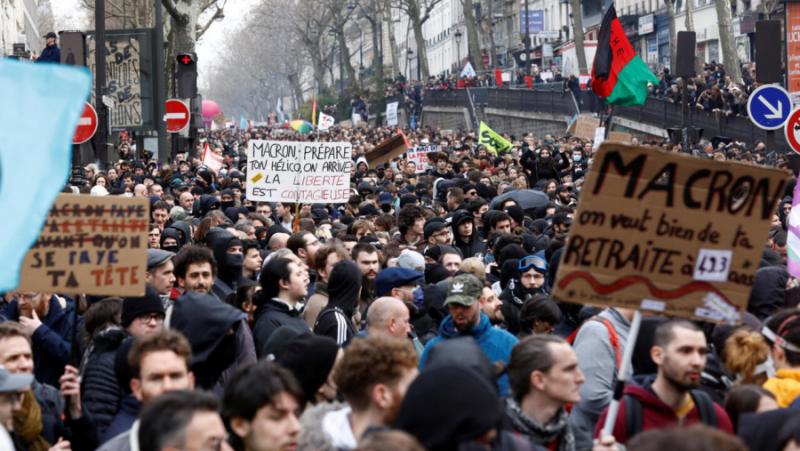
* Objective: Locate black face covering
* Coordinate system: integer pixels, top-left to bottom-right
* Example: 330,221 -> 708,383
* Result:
162,244 -> 179,254
220,200 -> 235,210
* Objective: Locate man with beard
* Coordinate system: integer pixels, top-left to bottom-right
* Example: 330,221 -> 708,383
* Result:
173,245 -> 217,296
479,285 -> 504,325
419,274 -> 518,396
500,253 -> 548,336
352,243 -> 380,311
503,335 -> 584,450
595,319 -> 732,444
297,337 -> 418,450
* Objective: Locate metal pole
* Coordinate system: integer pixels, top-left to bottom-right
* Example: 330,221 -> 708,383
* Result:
94,0 -> 107,166
525,0 -> 531,74
154,0 -> 168,162
681,81 -> 689,152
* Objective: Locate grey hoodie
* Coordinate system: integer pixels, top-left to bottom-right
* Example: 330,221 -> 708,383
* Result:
567,308 -> 631,450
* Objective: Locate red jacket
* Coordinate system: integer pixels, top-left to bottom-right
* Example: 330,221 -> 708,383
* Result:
594,383 -> 733,443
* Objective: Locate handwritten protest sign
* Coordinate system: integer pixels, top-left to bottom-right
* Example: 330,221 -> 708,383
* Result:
570,115 -> 600,141
553,143 -> 789,322
407,145 -> 439,173
88,36 -> 143,128
246,140 -> 352,203
17,194 -> 149,296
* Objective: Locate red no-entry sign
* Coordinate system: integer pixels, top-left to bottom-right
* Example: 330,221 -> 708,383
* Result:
73,102 -> 98,145
164,99 -> 191,133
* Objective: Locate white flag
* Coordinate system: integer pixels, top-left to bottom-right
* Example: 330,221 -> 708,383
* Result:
386,101 -> 399,127
460,62 -> 476,78
318,112 -> 335,131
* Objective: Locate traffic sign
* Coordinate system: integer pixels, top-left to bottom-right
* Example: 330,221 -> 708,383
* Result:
164,99 -> 190,133
748,84 -> 792,130
72,102 -> 97,145
783,108 -> 800,155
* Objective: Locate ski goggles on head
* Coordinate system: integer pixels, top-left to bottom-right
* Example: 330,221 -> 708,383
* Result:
761,325 -> 800,353
518,255 -> 547,274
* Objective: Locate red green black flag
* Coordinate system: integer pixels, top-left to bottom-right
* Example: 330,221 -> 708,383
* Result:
591,5 -> 658,106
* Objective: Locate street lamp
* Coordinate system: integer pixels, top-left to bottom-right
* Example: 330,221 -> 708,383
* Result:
454,28 -> 462,70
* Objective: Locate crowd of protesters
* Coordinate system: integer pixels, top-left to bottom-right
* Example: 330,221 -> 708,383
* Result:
0,119 -> 799,451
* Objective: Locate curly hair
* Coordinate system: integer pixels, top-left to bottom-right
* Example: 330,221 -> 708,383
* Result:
723,329 -> 770,384
334,337 -> 418,411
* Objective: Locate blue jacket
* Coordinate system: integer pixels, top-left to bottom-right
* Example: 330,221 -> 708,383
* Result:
2,296 -> 78,386
101,394 -> 140,444
38,44 -> 60,63
420,312 -> 517,396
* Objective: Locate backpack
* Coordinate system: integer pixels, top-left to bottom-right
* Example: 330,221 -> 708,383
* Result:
623,389 -> 718,439
566,317 -> 622,369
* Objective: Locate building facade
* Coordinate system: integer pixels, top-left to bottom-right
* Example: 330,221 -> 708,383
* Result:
1,0 -> 41,58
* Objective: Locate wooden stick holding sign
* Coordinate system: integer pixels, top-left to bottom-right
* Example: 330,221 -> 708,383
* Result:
601,309 -> 642,439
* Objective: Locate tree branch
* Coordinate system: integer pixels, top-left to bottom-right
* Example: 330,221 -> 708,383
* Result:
197,6 -> 223,39
162,0 -> 188,23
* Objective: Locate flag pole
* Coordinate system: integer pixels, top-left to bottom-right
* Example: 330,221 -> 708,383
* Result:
601,309 -> 643,439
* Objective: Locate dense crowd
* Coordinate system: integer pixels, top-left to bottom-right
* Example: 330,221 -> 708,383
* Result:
0,121 -> 799,451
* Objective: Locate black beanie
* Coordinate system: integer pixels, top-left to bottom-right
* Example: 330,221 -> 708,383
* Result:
275,334 -> 339,402
121,285 -> 165,327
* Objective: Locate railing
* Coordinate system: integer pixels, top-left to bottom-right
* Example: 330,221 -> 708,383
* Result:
422,88 -> 790,151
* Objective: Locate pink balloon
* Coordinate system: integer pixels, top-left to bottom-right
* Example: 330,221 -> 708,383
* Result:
202,100 -> 221,119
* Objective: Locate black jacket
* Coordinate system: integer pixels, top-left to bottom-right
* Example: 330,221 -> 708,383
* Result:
80,327 -> 126,438
314,260 -> 362,345
253,297 -> 310,358
452,210 -> 486,258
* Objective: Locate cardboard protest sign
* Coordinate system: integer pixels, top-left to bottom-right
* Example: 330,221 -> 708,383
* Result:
17,194 -> 149,296
365,130 -> 410,168
407,145 -> 439,173
246,140 -> 352,203
570,115 -> 601,140
553,143 -> 789,322
608,131 -> 633,143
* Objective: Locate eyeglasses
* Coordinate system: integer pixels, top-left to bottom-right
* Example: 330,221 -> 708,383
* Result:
519,255 -> 547,273
136,312 -> 165,324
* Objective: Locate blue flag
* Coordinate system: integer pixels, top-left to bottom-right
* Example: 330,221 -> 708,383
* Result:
0,60 -> 91,292
239,115 -> 248,130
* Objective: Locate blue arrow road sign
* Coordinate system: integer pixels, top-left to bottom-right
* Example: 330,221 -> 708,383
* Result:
747,84 -> 792,130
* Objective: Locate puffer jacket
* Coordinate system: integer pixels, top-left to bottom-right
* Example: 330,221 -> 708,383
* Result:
80,327 -> 127,438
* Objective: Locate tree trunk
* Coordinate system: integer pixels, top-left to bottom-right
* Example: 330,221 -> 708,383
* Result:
461,0 -> 484,71
166,0 -> 199,53
369,18 -> 383,92
665,0 -> 676,73
685,0 -> 694,31
410,12 -> 430,79
486,0 -> 496,68
716,0 -> 742,84
337,32 -> 359,94
569,0 -> 587,74
385,6 -> 400,78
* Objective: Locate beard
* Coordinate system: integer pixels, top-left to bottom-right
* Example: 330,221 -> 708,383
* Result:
662,360 -> 702,392
382,386 -> 404,425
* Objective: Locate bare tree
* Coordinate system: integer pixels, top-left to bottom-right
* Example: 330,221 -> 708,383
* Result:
664,0 -> 677,73
716,0 -> 741,84
37,0 -> 55,34
460,0 -> 484,71
393,0 -> 443,79
78,0 -> 153,28
684,0 -> 694,32
569,0 -> 587,74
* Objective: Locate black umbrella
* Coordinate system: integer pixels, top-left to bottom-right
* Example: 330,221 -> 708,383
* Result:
490,189 -> 550,211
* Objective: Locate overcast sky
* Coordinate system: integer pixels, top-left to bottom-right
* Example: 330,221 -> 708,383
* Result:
51,0 -> 258,87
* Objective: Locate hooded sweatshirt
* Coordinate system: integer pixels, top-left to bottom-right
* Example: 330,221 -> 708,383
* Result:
594,381 -> 733,444
747,266 -> 789,320
314,260 -> 362,345
206,227 -> 244,301
451,210 -> 486,258
170,292 -> 255,394
763,368 -> 800,407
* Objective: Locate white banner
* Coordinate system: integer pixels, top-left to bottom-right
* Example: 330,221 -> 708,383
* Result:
461,62 -> 477,78
407,145 -> 439,173
318,112 -> 335,131
246,140 -> 352,203
386,101 -> 399,126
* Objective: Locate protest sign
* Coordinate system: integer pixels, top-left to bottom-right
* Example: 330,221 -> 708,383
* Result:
386,101 -> 399,126
608,131 -> 633,143
553,143 -> 789,322
202,141 -> 223,174
407,145 -> 439,173
365,130 -> 410,168
87,35 -> 143,129
570,115 -> 601,140
246,140 -> 352,203
17,194 -> 149,296
318,112 -> 335,131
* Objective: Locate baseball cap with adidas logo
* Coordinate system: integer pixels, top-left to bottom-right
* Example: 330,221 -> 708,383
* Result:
444,273 -> 483,307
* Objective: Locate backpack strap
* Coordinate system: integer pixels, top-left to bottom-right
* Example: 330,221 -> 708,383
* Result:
623,393 -> 643,440
689,389 -> 718,428
599,319 -> 622,369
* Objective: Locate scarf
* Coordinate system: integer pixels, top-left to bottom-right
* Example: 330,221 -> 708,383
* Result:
13,389 -> 50,451
505,398 -> 575,451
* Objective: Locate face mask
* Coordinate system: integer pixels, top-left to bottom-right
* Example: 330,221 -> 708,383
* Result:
220,200 -> 234,210
224,252 -> 244,270
162,245 -> 179,254
754,355 -> 777,379
412,286 -> 425,310
573,154 -> 582,162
